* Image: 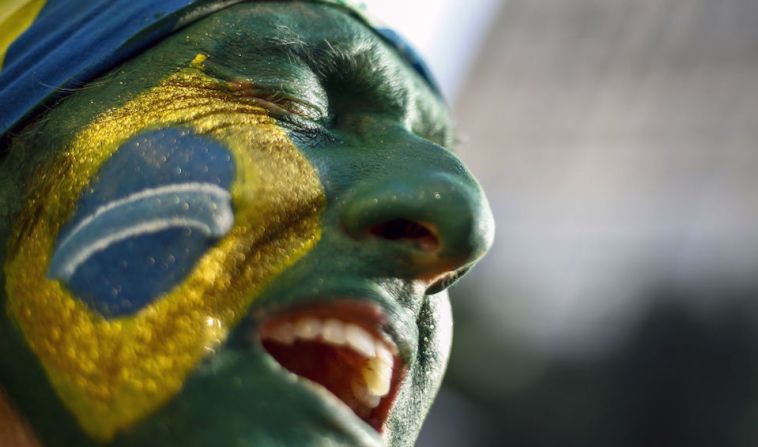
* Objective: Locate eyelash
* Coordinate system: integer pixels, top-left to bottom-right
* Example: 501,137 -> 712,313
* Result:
224,83 -> 336,143
275,112 -> 337,144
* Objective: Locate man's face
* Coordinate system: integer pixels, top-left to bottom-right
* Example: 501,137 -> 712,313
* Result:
0,3 -> 493,446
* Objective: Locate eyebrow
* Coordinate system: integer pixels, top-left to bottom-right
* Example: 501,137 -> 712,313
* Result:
322,42 -> 414,115
298,36 -> 453,146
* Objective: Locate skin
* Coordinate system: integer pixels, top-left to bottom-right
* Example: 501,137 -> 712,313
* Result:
0,3 -> 494,447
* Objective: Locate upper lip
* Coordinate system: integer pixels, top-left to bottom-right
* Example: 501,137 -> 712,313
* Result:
250,295 -> 416,433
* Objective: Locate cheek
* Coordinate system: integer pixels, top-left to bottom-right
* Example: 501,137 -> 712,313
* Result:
386,292 -> 452,443
3,66 -> 325,442
422,291 -> 453,384
46,128 -> 237,318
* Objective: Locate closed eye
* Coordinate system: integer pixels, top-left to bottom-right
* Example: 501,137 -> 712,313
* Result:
228,83 -> 324,121
220,80 -> 334,141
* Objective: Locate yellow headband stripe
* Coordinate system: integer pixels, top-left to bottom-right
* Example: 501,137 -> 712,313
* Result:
0,0 -> 46,69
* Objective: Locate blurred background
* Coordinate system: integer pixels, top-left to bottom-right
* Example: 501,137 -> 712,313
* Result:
368,0 -> 758,445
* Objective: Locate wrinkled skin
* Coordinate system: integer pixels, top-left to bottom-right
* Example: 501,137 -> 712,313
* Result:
0,3 -> 493,446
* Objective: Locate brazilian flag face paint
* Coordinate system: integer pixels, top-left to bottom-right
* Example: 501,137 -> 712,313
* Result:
5,63 -> 325,440
47,127 -> 237,317
0,3 -> 495,447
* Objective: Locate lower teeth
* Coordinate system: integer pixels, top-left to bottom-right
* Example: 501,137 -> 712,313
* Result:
352,379 -> 382,409
362,357 -> 392,397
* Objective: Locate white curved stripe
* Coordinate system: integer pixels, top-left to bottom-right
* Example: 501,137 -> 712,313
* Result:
58,218 -> 214,279
58,182 -> 230,251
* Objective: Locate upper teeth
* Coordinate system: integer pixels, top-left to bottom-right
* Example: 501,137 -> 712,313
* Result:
264,317 -> 395,407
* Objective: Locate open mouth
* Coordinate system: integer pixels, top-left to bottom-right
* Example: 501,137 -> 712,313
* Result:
258,300 -> 405,432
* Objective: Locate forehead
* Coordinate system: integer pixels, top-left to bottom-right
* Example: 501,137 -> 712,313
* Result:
178,2 -> 451,135
193,3 -> 401,63
202,3 -> 376,45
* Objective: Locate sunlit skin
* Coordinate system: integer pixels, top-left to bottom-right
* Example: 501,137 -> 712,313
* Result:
0,3 -> 494,447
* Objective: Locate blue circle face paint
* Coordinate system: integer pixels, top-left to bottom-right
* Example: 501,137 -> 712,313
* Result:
47,128 -> 236,317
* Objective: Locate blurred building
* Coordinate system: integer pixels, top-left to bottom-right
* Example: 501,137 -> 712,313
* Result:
416,0 -> 758,445
456,0 -> 758,353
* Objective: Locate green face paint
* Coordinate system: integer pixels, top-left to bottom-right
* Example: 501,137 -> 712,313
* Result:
0,3 -> 494,447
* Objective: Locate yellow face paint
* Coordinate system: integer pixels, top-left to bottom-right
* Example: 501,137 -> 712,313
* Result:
4,58 -> 325,441
0,0 -> 46,69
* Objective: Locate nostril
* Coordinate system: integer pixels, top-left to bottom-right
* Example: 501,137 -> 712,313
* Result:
368,219 -> 439,252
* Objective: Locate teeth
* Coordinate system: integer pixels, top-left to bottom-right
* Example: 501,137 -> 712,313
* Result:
362,356 -> 393,397
352,380 -> 382,409
322,319 -> 347,346
345,324 -> 376,358
294,317 -> 322,340
375,343 -> 393,365
263,316 -> 397,409
268,322 -> 296,345
364,392 -> 381,409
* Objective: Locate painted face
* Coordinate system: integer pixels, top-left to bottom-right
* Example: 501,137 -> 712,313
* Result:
0,3 -> 494,447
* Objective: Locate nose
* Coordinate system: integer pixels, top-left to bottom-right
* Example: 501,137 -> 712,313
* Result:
340,149 -> 494,291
